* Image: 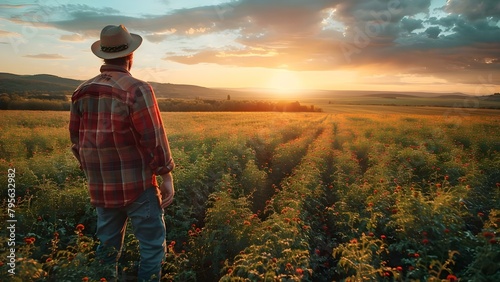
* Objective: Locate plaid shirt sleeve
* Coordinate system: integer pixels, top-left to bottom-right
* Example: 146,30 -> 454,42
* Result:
131,83 -> 174,175
69,96 -> 82,169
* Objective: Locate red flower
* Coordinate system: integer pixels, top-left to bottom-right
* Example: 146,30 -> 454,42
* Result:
396,266 -> 403,271
483,232 -> 495,238
490,239 -> 498,244
24,237 -> 35,244
46,257 -> 52,263
447,274 -> 457,282
76,224 -> 85,231
82,277 -> 89,282
100,278 -> 107,282
422,239 -> 430,245
296,268 -> 304,275
380,235 -> 386,240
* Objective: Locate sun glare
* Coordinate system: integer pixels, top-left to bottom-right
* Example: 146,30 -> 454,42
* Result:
266,70 -> 305,97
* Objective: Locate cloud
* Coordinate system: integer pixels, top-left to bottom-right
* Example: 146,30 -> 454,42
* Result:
60,33 -> 85,42
23,53 -> 68,59
0,4 -> 29,9
161,0 -> 500,84
445,0 -> 500,20
3,0 -> 500,86
400,17 -> 424,33
0,30 -> 19,37
425,26 -> 441,39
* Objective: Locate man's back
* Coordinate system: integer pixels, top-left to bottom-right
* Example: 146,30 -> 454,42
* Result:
70,64 -> 173,208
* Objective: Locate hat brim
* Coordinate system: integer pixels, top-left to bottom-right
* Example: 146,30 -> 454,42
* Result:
91,33 -> 143,59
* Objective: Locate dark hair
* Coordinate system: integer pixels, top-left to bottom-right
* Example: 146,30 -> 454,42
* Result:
103,53 -> 133,66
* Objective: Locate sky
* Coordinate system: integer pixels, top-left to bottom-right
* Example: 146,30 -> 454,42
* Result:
0,0 -> 499,95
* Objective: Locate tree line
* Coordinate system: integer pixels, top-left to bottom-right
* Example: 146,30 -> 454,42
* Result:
0,94 -> 321,112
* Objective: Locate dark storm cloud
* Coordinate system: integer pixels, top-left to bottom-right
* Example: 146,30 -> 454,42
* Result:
400,17 -> 424,33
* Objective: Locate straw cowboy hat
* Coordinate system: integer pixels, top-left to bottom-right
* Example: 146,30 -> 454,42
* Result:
91,24 -> 142,59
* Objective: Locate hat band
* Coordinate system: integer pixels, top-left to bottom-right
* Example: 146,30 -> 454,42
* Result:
100,43 -> 129,53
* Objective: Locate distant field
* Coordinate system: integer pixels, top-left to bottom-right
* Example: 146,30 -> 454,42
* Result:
317,104 -> 500,115
299,95 -> 500,115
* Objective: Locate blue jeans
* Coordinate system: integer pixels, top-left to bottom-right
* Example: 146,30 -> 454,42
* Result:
95,187 -> 166,281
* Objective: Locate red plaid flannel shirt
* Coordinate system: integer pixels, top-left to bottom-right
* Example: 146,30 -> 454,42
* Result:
69,64 -> 174,208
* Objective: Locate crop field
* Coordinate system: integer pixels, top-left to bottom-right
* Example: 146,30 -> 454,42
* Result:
0,109 -> 499,281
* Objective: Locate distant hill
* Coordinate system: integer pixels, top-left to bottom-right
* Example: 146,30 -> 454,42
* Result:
361,93 -> 418,98
0,73 -> 81,95
149,82 -> 228,99
0,72 -> 228,99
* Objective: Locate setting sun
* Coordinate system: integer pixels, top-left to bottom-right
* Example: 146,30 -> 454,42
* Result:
266,70 -> 305,96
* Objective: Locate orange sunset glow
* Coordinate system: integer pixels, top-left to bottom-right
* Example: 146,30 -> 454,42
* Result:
0,0 -> 499,95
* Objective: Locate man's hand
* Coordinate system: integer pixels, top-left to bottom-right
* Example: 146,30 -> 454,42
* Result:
159,172 -> 174,208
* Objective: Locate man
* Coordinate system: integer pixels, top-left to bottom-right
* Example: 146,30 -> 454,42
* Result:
69,24 -> 175,281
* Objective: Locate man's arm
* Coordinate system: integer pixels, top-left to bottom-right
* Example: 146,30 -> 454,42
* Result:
130,83 -> 175,174
69,100 -> 82,169
159,172 -> 174,208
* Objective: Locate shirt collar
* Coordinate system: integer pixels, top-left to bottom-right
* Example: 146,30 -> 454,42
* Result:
100,64 -> 131,75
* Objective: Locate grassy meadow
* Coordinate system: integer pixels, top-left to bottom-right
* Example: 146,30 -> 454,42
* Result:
0,108 -> 499,281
